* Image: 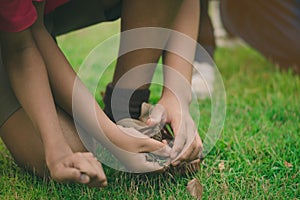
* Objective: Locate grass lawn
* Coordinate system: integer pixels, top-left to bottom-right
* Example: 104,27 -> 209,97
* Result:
0,20 -> 299,199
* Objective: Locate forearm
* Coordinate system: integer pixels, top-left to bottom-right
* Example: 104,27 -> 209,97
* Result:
31,25 -> 108,133
0,31 -> 72,163
162,0 -> 199,103
30,25 -> 153,154
31,27 -> 75,114
28,2 -> 170,159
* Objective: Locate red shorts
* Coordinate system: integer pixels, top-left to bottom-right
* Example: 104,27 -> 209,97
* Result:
0,0 -> 69,32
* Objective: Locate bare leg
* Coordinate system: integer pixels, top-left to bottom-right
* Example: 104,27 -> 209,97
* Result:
197,0 -> 215,57
104,0 -> 183,121
0,108 -> 87,177
111,0 -> 183,89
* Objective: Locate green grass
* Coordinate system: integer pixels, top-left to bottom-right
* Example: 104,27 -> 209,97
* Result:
1,20 -> 299,199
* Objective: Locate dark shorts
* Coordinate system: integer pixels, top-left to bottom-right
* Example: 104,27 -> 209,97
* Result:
45,0 -> 121,36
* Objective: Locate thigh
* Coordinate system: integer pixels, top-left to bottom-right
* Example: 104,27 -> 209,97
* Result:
0,108 -> 87,177
0,108 -> 46,176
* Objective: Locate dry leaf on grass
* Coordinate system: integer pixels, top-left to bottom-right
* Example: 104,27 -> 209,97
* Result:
186,178 -> 203,200
218,160 -> 225,171
284,161 -> 293,168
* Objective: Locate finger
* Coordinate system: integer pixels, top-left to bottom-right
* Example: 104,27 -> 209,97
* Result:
183,129 -> 200,161
72,153 -> 98,180
88,177 -> 107,188
80,173 -> 90,183
142,138 -> 171,157
197,133 -> 204,155
189,134 -> 203,160
151,144 -> 172,157
191,159 -> 201,171
170,122 -> 186,160
172,142 -> 195,166
172,125 -> 198,165
172,117 -> 198,160
85,155 -> 107,188
87,165 -> 107,188
141,162 -> 165,173
162,139 -> 168,145
146,104 -> 166,126
189,145 -> 201,162
184,132 -> 203,162
184,159 -> 201,173
117,125 -> 148,139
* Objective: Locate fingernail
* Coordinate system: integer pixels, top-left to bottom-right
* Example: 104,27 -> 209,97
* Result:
80,173 -> 89,183
101,181 -> 108,187
172,161 -> 180,166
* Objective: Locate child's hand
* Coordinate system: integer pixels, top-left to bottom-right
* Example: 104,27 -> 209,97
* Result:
147,94 -> 203,166
47,152 -> 107,188
112,126 -> 172,173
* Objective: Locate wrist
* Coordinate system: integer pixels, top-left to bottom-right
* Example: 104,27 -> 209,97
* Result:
161,87 -> 191,106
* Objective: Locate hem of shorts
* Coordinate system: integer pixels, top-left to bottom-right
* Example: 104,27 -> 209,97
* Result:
0,106 -> 22,128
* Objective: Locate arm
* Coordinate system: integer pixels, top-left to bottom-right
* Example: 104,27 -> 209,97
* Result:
30,3 -> 170,173
148,0 -> 203,165
0,29 -> 74,166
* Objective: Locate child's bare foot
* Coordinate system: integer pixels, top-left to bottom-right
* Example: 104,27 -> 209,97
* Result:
47,152 -> 107,187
